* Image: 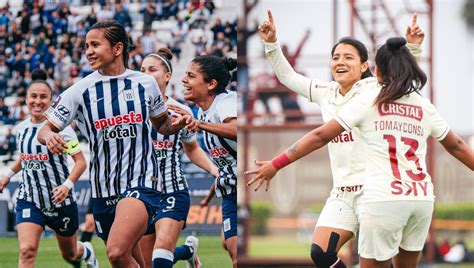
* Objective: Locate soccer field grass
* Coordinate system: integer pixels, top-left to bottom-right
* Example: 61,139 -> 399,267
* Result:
0,235 -> 230,267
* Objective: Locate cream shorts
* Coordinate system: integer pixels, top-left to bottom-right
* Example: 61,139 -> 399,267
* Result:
315,185 -> 363,235
358,200 -> 434,261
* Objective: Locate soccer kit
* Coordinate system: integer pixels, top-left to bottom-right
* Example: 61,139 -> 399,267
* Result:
45,69 -> 167,240
264,41 -> 374,234
198,92 -> 237,240
335,85 -> 449,260
264,40 -> 423,235
151,97 -> 194,224
14,119 -> 81,236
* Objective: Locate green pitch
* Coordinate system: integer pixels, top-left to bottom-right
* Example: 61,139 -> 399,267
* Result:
0,235 -> 230,267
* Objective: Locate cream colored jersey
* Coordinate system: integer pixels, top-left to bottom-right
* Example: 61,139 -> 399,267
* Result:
264,41 -> 377,187
335,85 -> 449,202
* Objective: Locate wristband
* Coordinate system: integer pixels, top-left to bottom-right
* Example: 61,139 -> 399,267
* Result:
62,179 -> 74,190
6,169 -> 15,179
271,153 -> 291,170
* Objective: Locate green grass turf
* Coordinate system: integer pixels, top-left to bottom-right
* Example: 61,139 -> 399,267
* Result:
0,235 -> 230,267
248,236 -> 310,257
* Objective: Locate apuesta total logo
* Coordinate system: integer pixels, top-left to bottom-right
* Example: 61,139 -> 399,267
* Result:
93,112 -> 144,141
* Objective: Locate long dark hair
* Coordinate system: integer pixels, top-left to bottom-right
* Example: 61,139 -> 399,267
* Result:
374,37 -> 427,105
331,37 -> 372,79
90,21 -> 130,68
191,56 -> 237,95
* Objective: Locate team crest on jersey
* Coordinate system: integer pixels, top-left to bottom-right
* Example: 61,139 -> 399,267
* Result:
123,90 -> 135,101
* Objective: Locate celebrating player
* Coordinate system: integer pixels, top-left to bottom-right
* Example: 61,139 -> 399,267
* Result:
0,79 -> 98,268
171,55 -> 237,267
247,36 -> 473,268
139,48 -> 219,268
256,10 -> 423,267
37,21 -> 193,267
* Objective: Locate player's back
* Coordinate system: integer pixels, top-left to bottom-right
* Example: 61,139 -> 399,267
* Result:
357,92 -> 449,203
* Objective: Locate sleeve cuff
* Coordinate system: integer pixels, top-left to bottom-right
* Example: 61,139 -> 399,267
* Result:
263,40 -> 280,54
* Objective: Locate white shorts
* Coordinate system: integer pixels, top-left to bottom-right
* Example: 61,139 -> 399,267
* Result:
358,200 -> 434,261
315,185 -> 363,235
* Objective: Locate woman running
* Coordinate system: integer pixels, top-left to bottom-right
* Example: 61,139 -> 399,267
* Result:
139,48 -> 219,268
37,21 -> 193,267
0,79 -> 97,268
172,55 -> 237,267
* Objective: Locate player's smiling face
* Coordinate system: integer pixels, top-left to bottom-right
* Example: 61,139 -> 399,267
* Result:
85,29 -> 117,71
331,44 -> 368,91
182,62 -> 216,103
26,83 -> 51,122
141,56 -> 171,94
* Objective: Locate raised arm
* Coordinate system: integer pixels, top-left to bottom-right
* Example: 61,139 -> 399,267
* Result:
439,131 -> 474,170
245,119 -> 345,191
259,10 -> 313,98
406,13 -> 424,62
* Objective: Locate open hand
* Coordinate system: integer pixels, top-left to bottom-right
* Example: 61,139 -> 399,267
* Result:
244,160 -> 278,191
258,10 -> 277,43
45,133 -> 67,155
406,13 -> 424,45
52,185 -> 69,205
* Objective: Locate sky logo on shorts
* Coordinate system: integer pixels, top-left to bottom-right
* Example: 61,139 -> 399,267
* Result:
94,112 -> 143,141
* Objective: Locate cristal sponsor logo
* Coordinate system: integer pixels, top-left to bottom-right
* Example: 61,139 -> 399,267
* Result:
209,147 -> 228,158
20,153 -> 49,161
94,112 -> 143,130
153,140 -> 175,149
378,102 -> 423,121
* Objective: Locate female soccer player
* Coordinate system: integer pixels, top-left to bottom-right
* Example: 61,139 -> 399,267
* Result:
256,10 -> 424,267
138,48 -> 219,268
37,21 -> 193,267
171,55 -> 237,267
246,37 -> 474,268
0,80 -> 97,268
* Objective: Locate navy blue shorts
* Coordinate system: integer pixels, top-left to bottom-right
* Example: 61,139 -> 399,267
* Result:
15,199 -> 79,237
92,187 -> 161,241
222,193 -> 237,240
154,190 -> 190,224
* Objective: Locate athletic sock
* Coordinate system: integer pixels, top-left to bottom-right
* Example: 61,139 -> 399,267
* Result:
152,248 -> 174,268
173,245 -> 192,263
80,231 -> 93,242
78,241 -> 92,261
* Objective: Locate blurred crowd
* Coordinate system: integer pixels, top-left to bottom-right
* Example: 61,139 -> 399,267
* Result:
0,0 -> 237,158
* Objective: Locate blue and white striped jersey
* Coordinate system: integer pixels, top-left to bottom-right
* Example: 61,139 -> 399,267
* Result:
151,98 -> 195,194
44,69 -> 168,198
198,92 -> 237,197
15,119 -> 79,209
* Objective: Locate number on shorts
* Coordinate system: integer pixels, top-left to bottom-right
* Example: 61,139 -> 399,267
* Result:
62,217 -> 70,230
383,134 -> 426,181
125,190 -> 140,199
165,196 -> 176,210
